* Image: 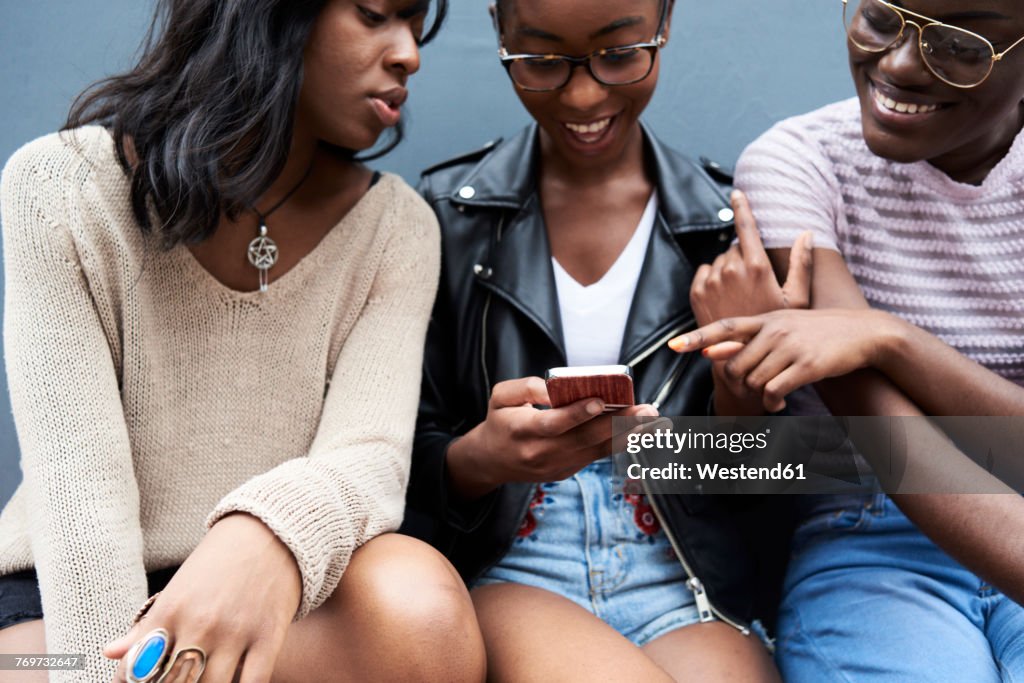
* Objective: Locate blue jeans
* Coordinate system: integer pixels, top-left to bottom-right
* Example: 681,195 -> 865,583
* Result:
777,493 -> 1024,682
474,458 -> 703,647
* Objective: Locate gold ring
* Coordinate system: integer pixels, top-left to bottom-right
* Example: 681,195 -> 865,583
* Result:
156,646 -> 207,683
132,592 -> 162,625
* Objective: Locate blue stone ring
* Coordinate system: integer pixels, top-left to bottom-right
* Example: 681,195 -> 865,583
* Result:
125,628 -> 172,682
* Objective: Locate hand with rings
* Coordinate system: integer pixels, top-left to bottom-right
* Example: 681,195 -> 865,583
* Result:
121,627 -> 207,683
103,513 -> 302,683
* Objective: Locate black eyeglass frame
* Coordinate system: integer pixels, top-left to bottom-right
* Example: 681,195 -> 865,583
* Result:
493,0 -> 671,93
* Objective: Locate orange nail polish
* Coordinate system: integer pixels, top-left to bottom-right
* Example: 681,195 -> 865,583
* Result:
668,336 -> 688,351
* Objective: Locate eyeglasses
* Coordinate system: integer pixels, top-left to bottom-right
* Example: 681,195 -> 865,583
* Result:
495,0 -> 669,92
842,0 -> 1024,88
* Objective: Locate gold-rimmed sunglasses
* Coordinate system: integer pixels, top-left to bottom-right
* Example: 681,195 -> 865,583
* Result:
494,0 -> 670,92
842,0 -> 1024,88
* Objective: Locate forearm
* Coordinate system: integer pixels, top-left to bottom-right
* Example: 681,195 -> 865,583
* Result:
874,314 -> 1024,416
446,432 -> 500,501
890,493 -> 1024,606
789,248 -> 1024,600
786,248 -> 1023,416
816,374 -> 1024,604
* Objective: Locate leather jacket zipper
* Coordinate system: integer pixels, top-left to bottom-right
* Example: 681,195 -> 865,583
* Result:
626,318 -> 751,635
478,213 -> 507,398
640,474 -> 750,634
649,337 -> 694,410
624,318 -> 695,369
625,317 -> 694,410
480,293 -> 493,397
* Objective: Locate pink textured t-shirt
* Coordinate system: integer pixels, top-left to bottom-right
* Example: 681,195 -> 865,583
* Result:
736,98 -> 1024,387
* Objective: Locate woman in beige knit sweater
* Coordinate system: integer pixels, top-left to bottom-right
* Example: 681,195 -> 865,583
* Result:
0,1 -> 486,682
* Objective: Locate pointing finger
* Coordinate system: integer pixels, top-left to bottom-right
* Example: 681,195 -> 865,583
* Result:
668,317 -> 765,353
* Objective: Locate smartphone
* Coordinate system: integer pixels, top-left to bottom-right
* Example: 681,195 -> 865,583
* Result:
545,365 -> 635,411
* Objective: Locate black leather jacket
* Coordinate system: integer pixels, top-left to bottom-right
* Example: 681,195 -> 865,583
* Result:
403,123 -> 793,634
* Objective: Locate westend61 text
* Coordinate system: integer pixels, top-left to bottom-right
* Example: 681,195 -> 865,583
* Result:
627,462 -> 807,481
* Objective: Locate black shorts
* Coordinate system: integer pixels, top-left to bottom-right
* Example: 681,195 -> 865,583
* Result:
0,566 -> 179,630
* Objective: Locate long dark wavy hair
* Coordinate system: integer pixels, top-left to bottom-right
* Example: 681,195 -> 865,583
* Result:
65,0 -> 447,247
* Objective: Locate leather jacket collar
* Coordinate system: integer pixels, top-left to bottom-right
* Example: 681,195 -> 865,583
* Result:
447,121 -> 734,233
446,121 -> 735,367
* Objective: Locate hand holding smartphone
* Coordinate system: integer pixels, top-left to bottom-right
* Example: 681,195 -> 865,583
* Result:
545,365 -> 635,412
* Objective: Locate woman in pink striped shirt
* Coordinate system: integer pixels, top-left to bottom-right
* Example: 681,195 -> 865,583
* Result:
676,0 -> 1024,680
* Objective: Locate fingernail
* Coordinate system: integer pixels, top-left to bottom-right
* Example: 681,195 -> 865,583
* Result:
639,406 -> 659,417
586,401 -> 603,415
701,348 -> 709,357
731,190 -> 741,201
668,335 -> 688,351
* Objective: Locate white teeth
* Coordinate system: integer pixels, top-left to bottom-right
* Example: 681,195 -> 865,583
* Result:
565,117 -> 612,135
874,89 -> 939,114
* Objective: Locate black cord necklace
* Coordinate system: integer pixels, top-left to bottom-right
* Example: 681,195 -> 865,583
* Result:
248,160 -> 316,293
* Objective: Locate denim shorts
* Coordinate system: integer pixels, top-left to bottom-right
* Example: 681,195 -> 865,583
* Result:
0,567 -> 179,630
475,458 -> 704,647
777,494 -> 1024,683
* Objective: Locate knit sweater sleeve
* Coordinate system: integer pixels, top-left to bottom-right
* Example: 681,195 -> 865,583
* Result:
734,113 -> 845,252
207,182 -> 441,619
1,136 -> 147,681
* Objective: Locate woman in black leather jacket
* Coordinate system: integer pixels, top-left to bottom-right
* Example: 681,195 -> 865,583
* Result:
404,0 -> 792,679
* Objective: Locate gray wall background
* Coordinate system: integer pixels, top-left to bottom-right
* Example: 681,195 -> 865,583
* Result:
0,1 -> 854,506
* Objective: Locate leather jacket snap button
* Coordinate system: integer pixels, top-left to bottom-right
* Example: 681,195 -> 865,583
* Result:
458,186 -> 476,199
473,264 -> 493,279
718,207 -> 735,223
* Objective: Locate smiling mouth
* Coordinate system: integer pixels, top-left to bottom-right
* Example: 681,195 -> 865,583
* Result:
565,117 -> 611,134
562,116 -> 615,144
873,89 -> 942,115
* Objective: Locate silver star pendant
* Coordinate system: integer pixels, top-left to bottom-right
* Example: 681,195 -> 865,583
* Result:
248,224 -> 279,293
248,225 -> 279,271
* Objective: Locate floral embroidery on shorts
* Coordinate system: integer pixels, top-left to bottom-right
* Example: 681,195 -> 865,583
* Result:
606,479 -> 663,540
624,493 -> 661,539
516,483 -> 555,542
613,477 -> 661,542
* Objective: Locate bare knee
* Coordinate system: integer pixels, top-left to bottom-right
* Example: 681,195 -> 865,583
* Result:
644,622 -> 780,683
330,534 -> 485,683
340,534 -> 472,625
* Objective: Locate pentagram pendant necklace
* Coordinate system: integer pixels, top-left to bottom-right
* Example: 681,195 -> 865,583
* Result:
248,160 -> 315,293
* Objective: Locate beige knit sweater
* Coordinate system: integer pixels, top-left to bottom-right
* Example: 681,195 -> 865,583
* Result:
0,126 -> 440,681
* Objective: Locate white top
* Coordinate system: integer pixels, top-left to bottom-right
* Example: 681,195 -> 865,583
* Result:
0,127 -> 440,680
553,193 -> 657,367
